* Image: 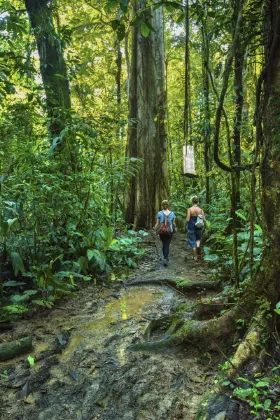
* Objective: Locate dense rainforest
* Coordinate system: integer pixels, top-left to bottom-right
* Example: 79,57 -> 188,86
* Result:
1,0 -> 280,418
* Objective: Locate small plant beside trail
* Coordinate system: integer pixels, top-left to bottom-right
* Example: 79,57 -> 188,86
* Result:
233,373 -> 280,418
217,368 -> 280,419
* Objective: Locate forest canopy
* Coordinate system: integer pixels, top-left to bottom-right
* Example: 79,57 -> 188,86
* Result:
2,0 -> 280,417
0,0 -> 266,281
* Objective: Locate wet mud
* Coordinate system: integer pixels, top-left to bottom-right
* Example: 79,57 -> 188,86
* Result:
0,234 -> 223,420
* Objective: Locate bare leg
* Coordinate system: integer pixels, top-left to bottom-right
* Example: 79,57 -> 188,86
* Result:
196,240 -> 202,259
192,248 -> 197,260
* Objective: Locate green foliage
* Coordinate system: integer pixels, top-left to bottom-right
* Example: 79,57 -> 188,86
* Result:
274,301 -> 280,316
203,198 -> 263,284
27,355 -> 35,368
233,374 -> 279,417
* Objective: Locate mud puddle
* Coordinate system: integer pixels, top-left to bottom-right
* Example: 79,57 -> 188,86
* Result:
0,234 -> 222,420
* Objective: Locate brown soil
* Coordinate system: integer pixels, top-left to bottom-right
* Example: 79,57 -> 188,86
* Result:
0,233 -> 224,420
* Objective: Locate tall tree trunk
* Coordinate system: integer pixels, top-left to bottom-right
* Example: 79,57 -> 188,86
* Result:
24,0 -> 71,143
261,0 -> 280,308
201,21 -> 211,205
124,1 -> 169,229
231,1 -> 245,230
111,40 -> 122,219
184,0 -> 191,142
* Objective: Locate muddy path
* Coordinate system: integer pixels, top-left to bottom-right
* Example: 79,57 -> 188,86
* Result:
0,233 -> 223,420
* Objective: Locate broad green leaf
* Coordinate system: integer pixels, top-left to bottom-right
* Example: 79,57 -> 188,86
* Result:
235,211 -> 247,221
107,239 -> 118,250
32,300 -> 47,307
264,399 -> 271,410
12,294 -> 29,303
27,355 -> 35,368
3,281 -> 25,287
87,249 -> 96,261
141,23 -> 150,37
3,305 -> 28,313
24,290 -> 38,296
32,300 -> 54,308
10,252 -> 25,276
255,380 -> 269,387
234,388 -> 252,398
204,254 -> 219,262
254,224 -> 263,232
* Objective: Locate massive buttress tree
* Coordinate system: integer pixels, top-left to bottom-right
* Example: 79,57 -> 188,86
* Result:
24,0 -> 71,143
124,1 -> 169,229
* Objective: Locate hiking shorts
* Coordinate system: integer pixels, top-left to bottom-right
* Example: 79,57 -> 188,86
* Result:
188,229 -> 203,248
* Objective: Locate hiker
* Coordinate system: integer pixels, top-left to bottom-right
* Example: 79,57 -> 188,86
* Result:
186,196 -> 206,260
154,200 -> 176,266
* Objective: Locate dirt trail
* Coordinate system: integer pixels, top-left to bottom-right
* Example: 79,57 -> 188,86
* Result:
0,233 -> 223,420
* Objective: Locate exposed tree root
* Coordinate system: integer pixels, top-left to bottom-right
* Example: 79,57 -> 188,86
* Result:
143,315 -> 184,341
129,292 -> 257,352
129,307 -> 240,351
195,297 -> 231,317
126,277 -> 221,292
0,336 -> 32,361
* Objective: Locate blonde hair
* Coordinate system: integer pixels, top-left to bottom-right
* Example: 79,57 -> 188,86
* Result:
162,200 -> 169,209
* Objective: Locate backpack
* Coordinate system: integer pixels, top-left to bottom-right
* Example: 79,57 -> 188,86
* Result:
195,212 -> 204,229
159,211 -> 171,235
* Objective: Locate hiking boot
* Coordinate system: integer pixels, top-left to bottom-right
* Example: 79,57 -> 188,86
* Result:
163,258 -> 168,266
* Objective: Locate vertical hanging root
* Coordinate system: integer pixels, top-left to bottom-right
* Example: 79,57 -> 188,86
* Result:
227,310 -> 268,377
195,311 -> 267,419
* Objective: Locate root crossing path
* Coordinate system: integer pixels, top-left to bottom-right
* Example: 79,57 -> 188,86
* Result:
0,233 -> 223,420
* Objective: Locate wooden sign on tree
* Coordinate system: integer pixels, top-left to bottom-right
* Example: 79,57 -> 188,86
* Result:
183,145 -> 197,177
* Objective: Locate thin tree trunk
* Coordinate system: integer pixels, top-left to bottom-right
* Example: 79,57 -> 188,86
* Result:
201,22 -> 211,205
213,0 -> 244,172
